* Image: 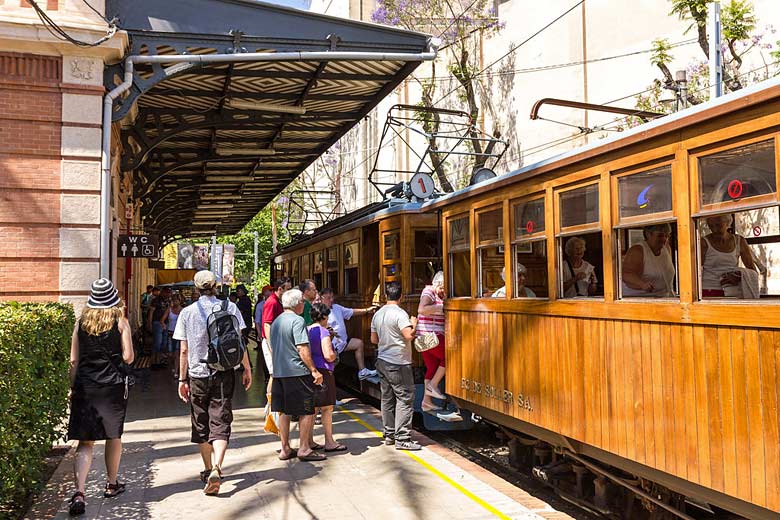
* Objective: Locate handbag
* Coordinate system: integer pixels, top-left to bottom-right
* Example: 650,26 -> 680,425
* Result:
414,332 -> 440,353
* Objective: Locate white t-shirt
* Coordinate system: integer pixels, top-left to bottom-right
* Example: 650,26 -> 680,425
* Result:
173,296 -> 246,378
371,303 -> 413,365
327,303 -> 354,352
562,260 -> 597,298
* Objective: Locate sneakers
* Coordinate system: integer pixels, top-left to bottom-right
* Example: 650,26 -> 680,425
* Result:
384,437 -> 395,446
358,368 -> 378,380
203,466 -> 222,495
395,440 -> 422,451
424,384 -> 446,400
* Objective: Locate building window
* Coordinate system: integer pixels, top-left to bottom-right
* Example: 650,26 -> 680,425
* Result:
557,183 -> 603,298
476,207 -> 504,297
448,215 -> 471,297
412,229 -> 441,292
343,241 -> 359,295
615,165 -> 678,299
512,198 -> 547,298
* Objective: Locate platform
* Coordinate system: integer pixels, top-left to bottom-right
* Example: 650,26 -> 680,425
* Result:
27,363 -> 575,520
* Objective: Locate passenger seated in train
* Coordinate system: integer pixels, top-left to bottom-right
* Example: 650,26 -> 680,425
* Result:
621,223 -> 676,298
491,265 -> 536,298
561,236 -> 597,297
700,214 -> 759,298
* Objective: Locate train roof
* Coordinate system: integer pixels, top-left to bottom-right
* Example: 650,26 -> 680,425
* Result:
424,75 -> 780,210
275,200 -> 424,256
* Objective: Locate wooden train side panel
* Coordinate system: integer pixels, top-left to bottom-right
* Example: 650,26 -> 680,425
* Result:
747,329 -> 767,507
660,322 -> 676,476
731,327 -> 752,502
669,324 -> 686,479
692,325 -> 712,489
629,320 -> 644,465
717,326 -> 738,499
638,320 -> 654,467
762,331 -> 780,512
528,315 -> 542,427
649,322 -> 666,472
705,326 -> 725,493
681,323 -> 699,484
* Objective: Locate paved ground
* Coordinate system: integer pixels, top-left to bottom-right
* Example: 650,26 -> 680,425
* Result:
27,350 -> 575,520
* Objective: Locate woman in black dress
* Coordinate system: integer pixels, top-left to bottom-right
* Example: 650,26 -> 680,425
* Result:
67,279 -> 134,515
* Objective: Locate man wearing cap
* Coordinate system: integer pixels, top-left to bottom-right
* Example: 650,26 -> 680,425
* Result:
173,271 -> 252,496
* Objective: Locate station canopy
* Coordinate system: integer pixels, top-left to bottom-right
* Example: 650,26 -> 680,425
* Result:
106,0 -> 431,241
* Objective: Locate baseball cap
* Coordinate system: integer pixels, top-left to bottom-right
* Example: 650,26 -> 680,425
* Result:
193,270 -> 217,289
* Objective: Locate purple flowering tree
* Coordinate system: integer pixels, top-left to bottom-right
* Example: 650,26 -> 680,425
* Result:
372,0 -> 504,192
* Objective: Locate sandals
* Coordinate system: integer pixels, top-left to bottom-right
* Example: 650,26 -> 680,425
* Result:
278,448 -> 298,461
104,480 -> 126,498
324,443 -> 348,452
310,442 -> 324,450
297,452 -> 327,461
68,492 -> 85,516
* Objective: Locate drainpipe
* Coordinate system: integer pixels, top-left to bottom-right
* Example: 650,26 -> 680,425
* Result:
100,40 -> 440,279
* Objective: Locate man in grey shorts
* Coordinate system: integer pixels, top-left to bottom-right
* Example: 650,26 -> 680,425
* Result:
370,281 -> 420,451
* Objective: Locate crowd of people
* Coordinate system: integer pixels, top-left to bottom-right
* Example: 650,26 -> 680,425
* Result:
66,271 -> 452,513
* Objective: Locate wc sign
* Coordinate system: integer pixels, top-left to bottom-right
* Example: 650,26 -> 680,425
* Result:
117,235 -> 159,258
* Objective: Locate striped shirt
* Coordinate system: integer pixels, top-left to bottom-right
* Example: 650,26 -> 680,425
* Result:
416,286 -> 445,334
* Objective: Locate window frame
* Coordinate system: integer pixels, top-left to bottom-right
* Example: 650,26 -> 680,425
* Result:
510,194 -> 548,299
446,213 -> 472,298
411,227 -> 441,294
475,204 -> 505,298
343,240 -> 360,296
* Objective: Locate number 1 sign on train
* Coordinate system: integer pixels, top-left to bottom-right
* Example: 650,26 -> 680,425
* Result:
410,172 -> 436,200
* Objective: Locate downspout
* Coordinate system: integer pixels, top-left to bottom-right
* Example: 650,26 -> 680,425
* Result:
100,40 -> 440,280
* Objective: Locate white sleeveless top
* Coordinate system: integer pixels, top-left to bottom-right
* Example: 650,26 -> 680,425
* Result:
622,241 -> 676,297
701,236 -> 740,291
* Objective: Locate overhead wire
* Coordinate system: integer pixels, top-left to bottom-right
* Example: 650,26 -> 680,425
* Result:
25,0 -> 116,47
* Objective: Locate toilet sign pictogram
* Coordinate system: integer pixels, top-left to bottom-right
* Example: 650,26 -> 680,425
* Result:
118,235 -> 158,258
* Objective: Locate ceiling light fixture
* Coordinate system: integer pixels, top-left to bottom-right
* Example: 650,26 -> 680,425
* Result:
227,99 -> 306,115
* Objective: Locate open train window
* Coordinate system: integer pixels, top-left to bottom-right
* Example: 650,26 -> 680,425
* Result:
313,250 -> 324,291
412,229 -> 441,293
556,182 -> 603,298
614,165 -> 679,299
343,241 -> 359,295
512,197 -> 547,298
448,214 -> 471,297
326,247 -> 339,293
477,207 -> 505,297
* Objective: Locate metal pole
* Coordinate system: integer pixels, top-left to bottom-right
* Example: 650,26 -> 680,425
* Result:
708,1 -> 722,99
253,231 -> 259,300
675,70 -> 688,111
271,205 -> 278,254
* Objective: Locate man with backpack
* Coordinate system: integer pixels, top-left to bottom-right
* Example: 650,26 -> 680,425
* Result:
174,270 -> 252,495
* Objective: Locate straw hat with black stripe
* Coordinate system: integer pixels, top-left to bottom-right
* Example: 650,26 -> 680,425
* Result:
86,278 -> 121,309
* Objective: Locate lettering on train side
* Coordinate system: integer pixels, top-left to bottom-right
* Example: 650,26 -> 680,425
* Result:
459,379 -> 530,410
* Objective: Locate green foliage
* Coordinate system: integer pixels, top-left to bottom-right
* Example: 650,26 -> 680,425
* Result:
217,204 -> 290,290
0,303 -> 74,515
651,38 -> 674,68
669,0 -> 709,30
722,0 -> 756,41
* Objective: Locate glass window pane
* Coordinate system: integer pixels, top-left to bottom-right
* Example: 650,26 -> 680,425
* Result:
414,230 -> 440,258
344,267 -> 358,294
514,199 -> 545,239
327,248 -> 338,269
618,224 -> 678,298
449,251 -> 471,297
449,216 -> 470,250
384,233 -> 400,259
514,240 -> 548,298
700,139 -> 776,206
479,246 -> 504,297
314,272 -> 323,290
326,271 -> 339,294
618,166 -> 673,219
478,208 -> 503,244
560,184 -> 599,228
560,232 -> 603,298
301,254 -> 310,278
698,207 -> 779,299
344,242 -> 358,267
412,260 -> 438,292
314,251 -> 323,273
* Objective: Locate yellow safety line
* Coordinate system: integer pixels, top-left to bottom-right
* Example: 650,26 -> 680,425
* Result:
337,407 -> 513,520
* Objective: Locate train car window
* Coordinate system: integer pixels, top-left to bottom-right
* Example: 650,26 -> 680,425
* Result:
512,198 -> 548,298
326,247 -> 339,293
618,165 -> 673,219
343,241 -> 359,295
301,254 -> 311,280
314,251 -> 323,273
412,229 -> 441,292
699,139 -> 776,209
384,232 -> 401,260
560,184 -> 599,228
291,257 -> 299,286
448,215 -> 471,297
615,166 -> 679,299
477,208 -> 505,297
696,206 -> 780,299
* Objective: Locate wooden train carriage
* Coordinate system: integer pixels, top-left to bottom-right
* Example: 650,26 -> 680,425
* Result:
272,201 -> 440,395
428,77 -> 780,519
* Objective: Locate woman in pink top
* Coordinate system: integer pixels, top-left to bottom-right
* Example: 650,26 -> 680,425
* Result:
417,271 -> 446,412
